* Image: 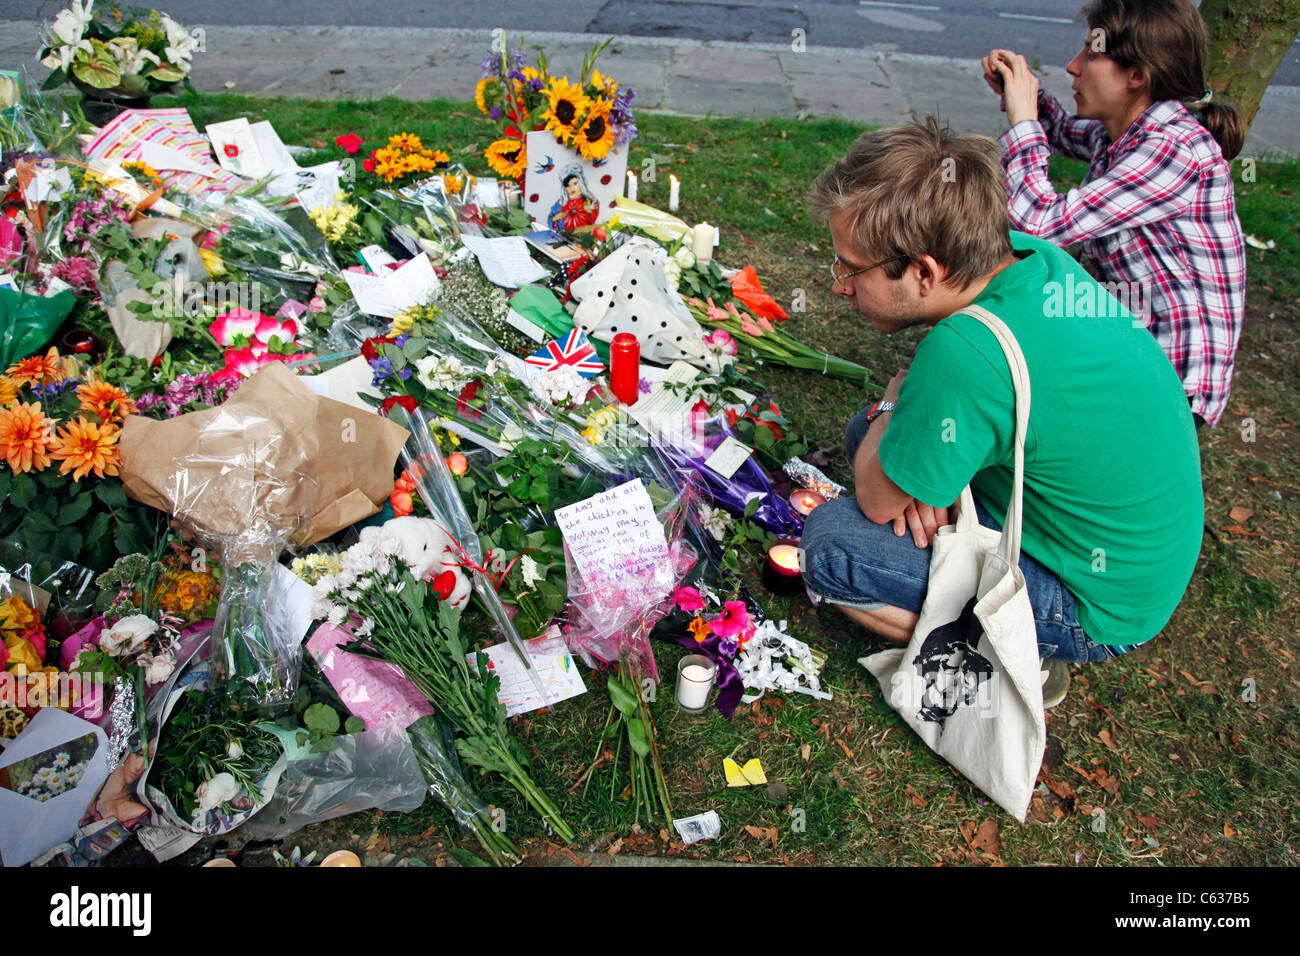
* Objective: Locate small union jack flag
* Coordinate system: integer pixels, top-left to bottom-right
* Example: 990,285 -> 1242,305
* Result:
524,329 -> 606,379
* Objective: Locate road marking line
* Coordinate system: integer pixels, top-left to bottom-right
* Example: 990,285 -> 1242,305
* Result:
859,1 -> 943,11
997,12 -> 1074,24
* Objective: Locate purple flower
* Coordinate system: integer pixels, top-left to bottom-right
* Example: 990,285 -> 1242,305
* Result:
370,356 -> 393,386
480,52 -> 502,79
397,367 -> 413,380
489,106 -> 501,120
393,333 -> 409,348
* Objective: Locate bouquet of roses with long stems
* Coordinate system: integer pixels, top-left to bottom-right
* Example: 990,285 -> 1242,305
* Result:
312,541 -> 574,842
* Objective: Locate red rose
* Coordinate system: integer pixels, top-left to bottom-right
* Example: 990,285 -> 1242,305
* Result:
335,133 -> 364,154
445,452 -> 469,476
529,194 -> 539,204
592,227 -> 607,241
380,394 -> 418,415
223,143 -> 239,158
600,174 -> 611,185
361,336 -> 393,362
390,489 -> 413,517
456,380 -> 483,421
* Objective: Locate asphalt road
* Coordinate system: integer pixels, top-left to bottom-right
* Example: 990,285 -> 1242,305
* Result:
6,0 -> 1298,84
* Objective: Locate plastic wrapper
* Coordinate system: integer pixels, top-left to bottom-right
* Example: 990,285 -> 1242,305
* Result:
0,540 -> 97,644
651,409 -> 802,537
406,714 -> 520,866
242,722 -> 426,840
119,362 -> 409,710
608,196 -> 691,244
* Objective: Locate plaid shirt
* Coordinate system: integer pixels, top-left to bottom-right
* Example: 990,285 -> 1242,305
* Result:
999,91 -> 1246,427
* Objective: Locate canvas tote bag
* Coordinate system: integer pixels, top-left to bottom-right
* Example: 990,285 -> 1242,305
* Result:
861,304 -> 1045,820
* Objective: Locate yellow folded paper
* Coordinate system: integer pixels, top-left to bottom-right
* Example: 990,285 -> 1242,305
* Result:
723,757 -> 767,787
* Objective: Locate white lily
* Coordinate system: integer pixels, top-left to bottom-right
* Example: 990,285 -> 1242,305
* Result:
49,0 -> 95,46
161,14 -> 198,66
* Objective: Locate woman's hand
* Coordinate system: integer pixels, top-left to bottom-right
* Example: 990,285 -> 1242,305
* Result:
988,49 -> 1039,126
981,50 -> 1007,94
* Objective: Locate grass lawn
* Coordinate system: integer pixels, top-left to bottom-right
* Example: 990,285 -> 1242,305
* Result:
164,91 -> 1300,866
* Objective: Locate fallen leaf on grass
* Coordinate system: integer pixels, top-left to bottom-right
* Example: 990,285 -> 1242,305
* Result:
1099,728 -> 1117,751
1028,796 -> 1050,823
1224,821 -> 1235,838
607,838 -> 624,856
1229,505 -> 1255,523
800,743 -> 811,763
1220,524 -> 1262,536
1137,814 -> 1160,830
1041,771 -> 1078,804
904,784 -> 927,808
836,739 -> 855,760
959,819 -> 1001,855
1095,768 -> 1120,796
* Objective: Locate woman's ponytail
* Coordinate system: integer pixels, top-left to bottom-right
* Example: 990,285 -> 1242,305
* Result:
1194,101 -> 1245,160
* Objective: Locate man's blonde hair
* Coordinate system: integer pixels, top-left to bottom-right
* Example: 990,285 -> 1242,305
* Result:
808,117 -> 1013,288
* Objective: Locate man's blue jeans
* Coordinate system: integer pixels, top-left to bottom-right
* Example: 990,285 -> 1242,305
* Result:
800,407 -> 1139,663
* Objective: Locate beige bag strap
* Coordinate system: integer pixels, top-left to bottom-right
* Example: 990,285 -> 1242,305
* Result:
955,305 -> 1031,569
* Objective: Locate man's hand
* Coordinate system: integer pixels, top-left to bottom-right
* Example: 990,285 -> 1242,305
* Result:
891,499 -> 949,548
988,49 -> 1039,126
884,368 -> 907,404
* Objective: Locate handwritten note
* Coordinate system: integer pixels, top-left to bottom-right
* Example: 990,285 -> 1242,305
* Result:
460,234 -> 549,288
554,479 -> 672,600
470,630 -> 586,717
342,253 -> 441,317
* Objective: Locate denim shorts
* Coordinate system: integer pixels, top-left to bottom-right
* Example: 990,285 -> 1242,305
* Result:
802,408 -> 1141,664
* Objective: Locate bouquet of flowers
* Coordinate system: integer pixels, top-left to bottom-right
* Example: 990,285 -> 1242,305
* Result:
474,35 -> 636,184
37,2 -> 202,98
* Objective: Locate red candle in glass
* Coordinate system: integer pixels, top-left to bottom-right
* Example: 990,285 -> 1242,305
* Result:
609,332 -> 640,406
762,537 -> 803,596
789,488 -> 826,516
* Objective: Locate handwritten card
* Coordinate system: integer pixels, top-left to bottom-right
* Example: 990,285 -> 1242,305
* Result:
554,479 -> 672,599
306,623 -> 434,729
342,253 -> 441,318
460,235 -> 549,288
470,631 -> 586,717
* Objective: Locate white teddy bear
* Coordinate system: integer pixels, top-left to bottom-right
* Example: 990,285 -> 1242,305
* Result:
358,516 -> 472,609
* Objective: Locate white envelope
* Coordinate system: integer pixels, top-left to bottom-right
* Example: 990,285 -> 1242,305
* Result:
0,708 -> 109,867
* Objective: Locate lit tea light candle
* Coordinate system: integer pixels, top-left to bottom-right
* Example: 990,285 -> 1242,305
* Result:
789,489 -> 827,516
676,654 -> 716,713
668,174 -> 680,212
320,850 -> 362,867
762,537 -> 803,596
626,170 -> 638,202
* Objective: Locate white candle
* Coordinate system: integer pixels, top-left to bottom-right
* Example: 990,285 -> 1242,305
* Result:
692,221 -> 713,263
626,170 -> 638,202
668,174 -> 680,212
677,659 -> 715,711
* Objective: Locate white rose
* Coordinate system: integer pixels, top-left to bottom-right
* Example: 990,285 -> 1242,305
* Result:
195,772 -> 240,813
673,246 -> 696,269
662,260 -> 682,289
227,740 -> 243,761
99,614 -> 158,657
140,651 -> 176,686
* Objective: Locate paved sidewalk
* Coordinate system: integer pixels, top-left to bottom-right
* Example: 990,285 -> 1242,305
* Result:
3,21 -> 1297,158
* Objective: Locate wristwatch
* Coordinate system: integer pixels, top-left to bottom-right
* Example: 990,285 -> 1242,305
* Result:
865,400 -> 896,425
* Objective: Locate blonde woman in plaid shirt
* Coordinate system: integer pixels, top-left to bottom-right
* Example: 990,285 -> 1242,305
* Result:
983,0 -> 1247,429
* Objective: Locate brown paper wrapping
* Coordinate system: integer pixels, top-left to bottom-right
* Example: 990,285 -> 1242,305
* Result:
119,362 -> 409,547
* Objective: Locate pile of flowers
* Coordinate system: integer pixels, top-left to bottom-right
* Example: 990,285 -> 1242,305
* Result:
360,132 -> 451,185
37,1 -> 201,96
475,37 -> 637,183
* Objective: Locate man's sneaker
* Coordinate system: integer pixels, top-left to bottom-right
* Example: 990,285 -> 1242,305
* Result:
1040,660 -> 1070,709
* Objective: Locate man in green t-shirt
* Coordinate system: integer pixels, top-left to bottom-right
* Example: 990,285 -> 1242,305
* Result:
801,118 -> 1203,705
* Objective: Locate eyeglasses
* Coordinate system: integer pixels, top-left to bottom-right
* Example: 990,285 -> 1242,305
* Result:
829,254 -> 907,286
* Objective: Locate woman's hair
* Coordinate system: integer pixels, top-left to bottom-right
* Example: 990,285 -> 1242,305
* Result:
559,165 -> 592,199
807,117 -> 1013,289
1084,0 -> 1244,159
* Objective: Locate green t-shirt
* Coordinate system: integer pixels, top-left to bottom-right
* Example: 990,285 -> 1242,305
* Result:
877,232 -> 1203,646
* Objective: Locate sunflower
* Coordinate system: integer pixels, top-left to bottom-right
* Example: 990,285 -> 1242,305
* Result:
574,98 -> 616,162
0,375 -> 17,407
48,416 -> 121,481
474,77 -> 492,114
589,68 -> 618,97
0,401 -> 55,473
5,349 -> 64,388
76,380 -> 137,423
542,77 -> 589,145
485,137 -> 527,180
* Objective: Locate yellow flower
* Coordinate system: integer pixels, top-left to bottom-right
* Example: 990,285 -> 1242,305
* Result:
581,425 -> 602,446
199,247 -> 226,276
390,132 -> 423,152
0,401 -> 55,473
484,137 -> 527,180
0,596 -> 38,638
589,69 -> 618,97
574,97 -> 616,162
4,634 -> 41,674
48,416 -> 122,481
542,77 -> 589,145
474,77 -> 492,114
0,375 -> 17,407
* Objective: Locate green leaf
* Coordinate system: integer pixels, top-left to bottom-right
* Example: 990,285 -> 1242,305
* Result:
447,846 -> 491,868
59,494 -> 95,526
753,425 -> 775,450
150,63 -> 185,83
95,482 -> 128,509
41,67 -> 68,91
303,703 -> 341,734
626,717 -> 650,757
607,678 -> 638,717
743,496 -> 761,518
24,511 -> 57,535
10,473 -> 36,509
344,716 -> 365,734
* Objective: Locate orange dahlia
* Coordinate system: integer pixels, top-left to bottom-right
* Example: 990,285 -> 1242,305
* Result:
0,401 -> 55,473
0,375 -> 16,407
48,416 -> 121,481
76,380 -> 137,423
5,348 -> 64,388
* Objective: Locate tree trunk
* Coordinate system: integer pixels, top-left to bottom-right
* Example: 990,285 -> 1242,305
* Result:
1202,0 -> 1300,129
